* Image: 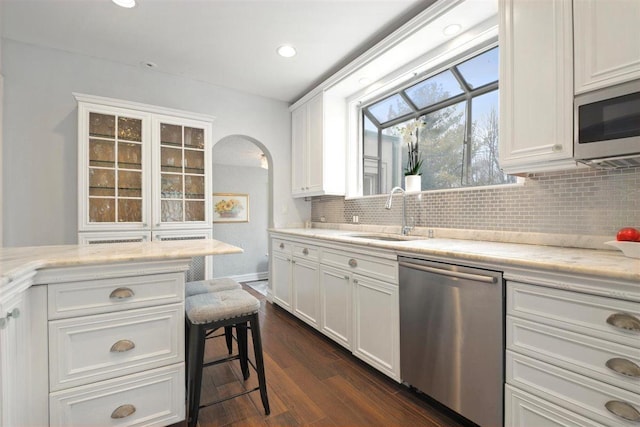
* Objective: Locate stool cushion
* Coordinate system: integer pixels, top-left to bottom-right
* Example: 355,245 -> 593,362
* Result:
185,277 -> 242,297
186,289 -> 260,324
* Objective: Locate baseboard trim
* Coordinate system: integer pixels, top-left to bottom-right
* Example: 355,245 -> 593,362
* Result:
218,271 -> 268,283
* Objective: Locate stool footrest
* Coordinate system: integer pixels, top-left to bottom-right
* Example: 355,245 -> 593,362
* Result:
203,354 -> 240,368
200,386 -> 261,409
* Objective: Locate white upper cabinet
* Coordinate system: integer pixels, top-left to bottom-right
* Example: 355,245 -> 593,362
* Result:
498,0 -> 576,174
76,94 -> 213,232
574,0 -> 640,94
291,92 -> 346,198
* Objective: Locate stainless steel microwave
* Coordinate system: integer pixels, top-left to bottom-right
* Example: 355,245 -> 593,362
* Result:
574,79 -> 640,168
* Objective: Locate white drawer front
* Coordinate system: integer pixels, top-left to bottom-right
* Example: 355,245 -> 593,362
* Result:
292,243 -> 319,261
272,238 -> 293,254
321,249 -> 397,283
507,316 -> 640,394
506,385 -> 606,427
49,304 -> 184,391
508,282 -> 640,347
50,363 -> 185,427
507,351 -> 640,426
48,272 -> 184,319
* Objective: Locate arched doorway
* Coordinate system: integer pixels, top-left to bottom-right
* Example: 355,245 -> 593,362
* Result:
211,135 -> 273,292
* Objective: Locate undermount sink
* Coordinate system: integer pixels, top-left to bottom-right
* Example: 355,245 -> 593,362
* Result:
347,233 -> 418,242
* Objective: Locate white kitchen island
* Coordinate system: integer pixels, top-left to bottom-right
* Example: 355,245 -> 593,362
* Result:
0,239 -> 242,427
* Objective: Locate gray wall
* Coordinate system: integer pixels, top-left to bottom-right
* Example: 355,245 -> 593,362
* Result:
211,164 -> 269,280
2,39 -> 309,247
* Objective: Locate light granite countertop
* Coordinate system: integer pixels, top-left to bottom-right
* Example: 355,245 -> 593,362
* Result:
270,228 -> 640,284
0,239 -> 242,288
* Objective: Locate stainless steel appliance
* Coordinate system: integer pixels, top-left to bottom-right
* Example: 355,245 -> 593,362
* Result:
399,257 -> 504,427
574,78 -> 640,168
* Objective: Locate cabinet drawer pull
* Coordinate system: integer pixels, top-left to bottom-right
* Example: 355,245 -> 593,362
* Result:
111,404 -> 136,419
279,243 -> 284,249
606,313 -> 640,332
302,248 -> 309,255
606,358 -> 640,378
7,308 -> 20,320
348,259 -> 358,268
110,339 -> 136,352
109,287 -> 135,300
605,400 -> 640,422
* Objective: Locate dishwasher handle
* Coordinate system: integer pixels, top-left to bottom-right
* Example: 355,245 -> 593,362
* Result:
399,261 -> 498,284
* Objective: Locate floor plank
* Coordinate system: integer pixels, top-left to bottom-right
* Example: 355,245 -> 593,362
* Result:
178,285 -> 469,427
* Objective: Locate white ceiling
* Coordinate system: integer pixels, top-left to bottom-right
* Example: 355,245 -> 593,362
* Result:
1,0 -> 434,103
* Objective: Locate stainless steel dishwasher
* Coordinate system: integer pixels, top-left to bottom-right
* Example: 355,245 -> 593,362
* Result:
398,256 -> 504,427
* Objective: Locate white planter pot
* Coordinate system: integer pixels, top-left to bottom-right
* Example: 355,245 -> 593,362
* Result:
405,175 -> 421,193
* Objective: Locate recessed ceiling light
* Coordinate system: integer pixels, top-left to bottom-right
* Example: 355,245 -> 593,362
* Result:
443,24 -> 462,36
113,0 -> 136,7
358,77 -> 371,85
276,45 -> 297,58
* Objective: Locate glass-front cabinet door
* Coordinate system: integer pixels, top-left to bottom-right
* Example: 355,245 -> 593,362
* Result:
153,115 -> 212,229
78,103 -> 151,231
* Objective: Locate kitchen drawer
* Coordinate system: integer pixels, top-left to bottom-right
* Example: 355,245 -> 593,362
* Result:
49,363 -> 185,427
48,272 -> 184,319
321,249 -> 397,283
507,316 -> 640,393
49,303 -> 184,391
292,243 -> 319,261
507,351 -> 640,426
508,282 -> 640,347
506,384 -> 605,427
272,238 -> 293,254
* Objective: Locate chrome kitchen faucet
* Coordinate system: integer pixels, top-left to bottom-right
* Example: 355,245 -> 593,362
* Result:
385,186 -> 413,236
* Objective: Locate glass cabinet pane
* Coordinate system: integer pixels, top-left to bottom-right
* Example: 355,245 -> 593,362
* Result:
161,200 -> 183,222
118,170 -> 142,197
161,147 -> 183,172
118,117 -> 142,142
89,168 -> 115,196
184,150 -> 204,174
89,198 -> 115,222
118,142 -> 142,169
89,139 -> 115,167
185,201 -> 205,221
184,127 -> 205,149
184,175 -> 204,199
161,123 -> 182,146
89,113 -> 115,138
161,174 -> 183,198
118,199 -> 142,222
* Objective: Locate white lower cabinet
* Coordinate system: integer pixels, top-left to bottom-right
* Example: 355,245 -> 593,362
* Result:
44,263 -> 187,427
270,234 -> 400,381
506,385 -> 605,427
292,257 -> 320,328
319,265 -> 351,349
506,280 -> 640,427
49,363 -> 184,427
352,274 -> 400,381
0,285 -> 48,427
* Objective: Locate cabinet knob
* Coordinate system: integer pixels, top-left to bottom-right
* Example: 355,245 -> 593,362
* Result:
348,259 -> 358,268
606,358 -> 640,378
7,308 -> 20,320
111,404 -> 137,419
606,313 -> 640,332
301,187 -> 305,191
302,248 -> 309,255
605,400 -> 640,422
279,243 -> 284,249
552,144 -> 563,152
110,339 -> 136,353
344,275 -> 349,280
109,287 -> 135,300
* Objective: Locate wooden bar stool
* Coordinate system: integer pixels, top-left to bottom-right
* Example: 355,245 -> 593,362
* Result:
185,278 -> 242,354
185,289 -> 270,427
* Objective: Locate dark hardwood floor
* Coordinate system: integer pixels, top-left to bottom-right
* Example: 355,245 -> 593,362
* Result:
182,285 -> 467,427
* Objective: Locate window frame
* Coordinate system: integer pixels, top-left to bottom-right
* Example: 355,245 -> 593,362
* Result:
360,44 -> 502,195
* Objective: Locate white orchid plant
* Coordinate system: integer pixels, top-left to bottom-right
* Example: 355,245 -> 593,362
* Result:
401,118 -> 425,176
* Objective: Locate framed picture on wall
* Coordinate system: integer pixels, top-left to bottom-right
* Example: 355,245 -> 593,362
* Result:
213,193 -> 249,223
